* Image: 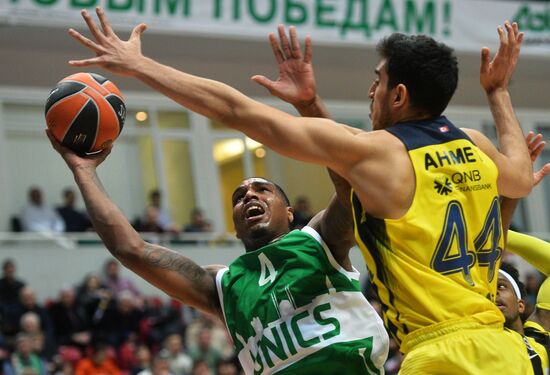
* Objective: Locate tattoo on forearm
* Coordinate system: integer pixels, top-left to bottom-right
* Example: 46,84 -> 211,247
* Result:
143,244 -> 205,282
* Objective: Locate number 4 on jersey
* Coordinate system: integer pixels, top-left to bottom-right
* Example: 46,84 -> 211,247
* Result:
431,198 -> 502,285
258,253 -> 278,286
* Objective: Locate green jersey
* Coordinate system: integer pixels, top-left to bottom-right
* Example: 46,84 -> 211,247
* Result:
216,227 -> 388,374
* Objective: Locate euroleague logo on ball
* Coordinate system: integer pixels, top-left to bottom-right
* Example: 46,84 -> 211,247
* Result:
45,72 -> 126,154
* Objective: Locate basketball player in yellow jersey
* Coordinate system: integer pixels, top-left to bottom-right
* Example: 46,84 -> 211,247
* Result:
69,9 -> 533,373
507,231 -> 550,345
499,141 -> 550,362
252,24 -> 536,373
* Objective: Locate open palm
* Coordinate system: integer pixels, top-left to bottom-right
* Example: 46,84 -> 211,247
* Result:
252,25 -> 317,106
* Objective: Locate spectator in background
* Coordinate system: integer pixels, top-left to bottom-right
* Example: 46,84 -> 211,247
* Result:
56,188 -> 92,232
158,333 -> 192,375
102,259 -> 141,299
97,291 -> 143,348
138,207 -> 166,234
20,187 -> 65,233
132,345 -> 153,375
183,209 -> 212,233
19,312 -> 48,359
144,190 -> 179,233
142,299 -> 185,349
184,314 -> 233,361
48,287 -> 91,352
0,259 -> 26,307
74,342 -> 120,375
7,333 -> 47,375
137,352 -> 173,375
290,196 -> 312,230
75,273 -> 111,328
188,329 -> 221,375
2,287 -> 51,343
215,359 -> 239,375
190,360 -> 211,375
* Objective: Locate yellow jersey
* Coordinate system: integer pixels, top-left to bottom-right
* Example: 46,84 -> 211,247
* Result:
352,117 -> 505,350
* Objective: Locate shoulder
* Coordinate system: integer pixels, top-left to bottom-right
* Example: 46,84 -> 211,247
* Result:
460,128 -> 485,144
203,264 -> 227,279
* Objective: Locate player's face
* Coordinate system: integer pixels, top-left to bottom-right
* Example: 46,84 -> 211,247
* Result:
495,275 -> 524,326
369,60 -> 393,131
231,178 -> 292,247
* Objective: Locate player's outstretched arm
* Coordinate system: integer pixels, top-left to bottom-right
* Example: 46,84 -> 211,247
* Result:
251,25 -> 329,118
478,21 -> 533,198
501,132 -> 550,233
253,25 -> 356,266
68,8 -> 366,177
46,130 -> 222,318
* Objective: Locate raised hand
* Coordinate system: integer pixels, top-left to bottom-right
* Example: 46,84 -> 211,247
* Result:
251,25 -> 317,107
525,131 -> 550,186
68,7 -> 148,76
46,129 -> 112,172
480,21 -> 523,94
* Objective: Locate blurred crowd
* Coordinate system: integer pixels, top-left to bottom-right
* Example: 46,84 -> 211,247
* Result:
0,258 -> 240,375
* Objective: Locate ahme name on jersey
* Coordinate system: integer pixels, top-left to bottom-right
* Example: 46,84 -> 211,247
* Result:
424,146 -> 477,170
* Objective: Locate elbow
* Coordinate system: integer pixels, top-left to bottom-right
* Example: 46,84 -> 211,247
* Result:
110,239 -> 146,266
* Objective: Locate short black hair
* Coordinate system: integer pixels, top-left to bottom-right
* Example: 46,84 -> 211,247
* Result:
62,187 -> 75,197
2,258 -> 15,270
500,262 -> 526,298
258,177 -> 291,207
376,33 -> 458,118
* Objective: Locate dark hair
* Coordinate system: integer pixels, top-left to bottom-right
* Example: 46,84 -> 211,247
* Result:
262,178 -> 291,207
500,262 -> 526,298
2,258 -> 15,269
62,188 -> 75,197
376,33 -> 458,118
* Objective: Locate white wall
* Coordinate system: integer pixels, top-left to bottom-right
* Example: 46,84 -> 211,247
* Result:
4,133 -> 146,231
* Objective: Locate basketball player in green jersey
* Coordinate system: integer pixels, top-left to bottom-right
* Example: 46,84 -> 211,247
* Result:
68,8 -> 533,373
48,24 -> 389,375
47,143 -> 389,374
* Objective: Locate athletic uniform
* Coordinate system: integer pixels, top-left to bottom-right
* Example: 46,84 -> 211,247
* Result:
507,230 -> 550,374
351,117 -> 532,374
216,227 -> 388,375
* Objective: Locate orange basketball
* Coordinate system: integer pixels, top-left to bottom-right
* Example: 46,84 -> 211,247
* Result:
45,72 -> 126,154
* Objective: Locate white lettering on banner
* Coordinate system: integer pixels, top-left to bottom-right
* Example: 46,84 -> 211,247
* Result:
1,0 -> 549,55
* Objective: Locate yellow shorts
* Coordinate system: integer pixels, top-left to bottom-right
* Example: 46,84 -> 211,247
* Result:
399,318 -> 533,375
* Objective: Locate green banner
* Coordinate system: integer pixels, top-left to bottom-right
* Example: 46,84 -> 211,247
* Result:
1,0 -> 549,55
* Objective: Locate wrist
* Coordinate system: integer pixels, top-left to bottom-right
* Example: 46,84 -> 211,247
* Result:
132,56 -> 155,78
73,165 -> 97,180
294,95 -> 321,116
485,87 -> 510,99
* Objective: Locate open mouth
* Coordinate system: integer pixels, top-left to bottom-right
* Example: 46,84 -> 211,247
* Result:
245,202 -> 265,219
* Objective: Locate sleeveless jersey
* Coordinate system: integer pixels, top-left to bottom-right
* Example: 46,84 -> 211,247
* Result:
524,334 -> 549,375
351,116 -> 504,349
216,227 -> 388,374
526,321 -> 550,347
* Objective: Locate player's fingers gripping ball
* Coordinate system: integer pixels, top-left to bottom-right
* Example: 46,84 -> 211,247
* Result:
45,72 -> 125,154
